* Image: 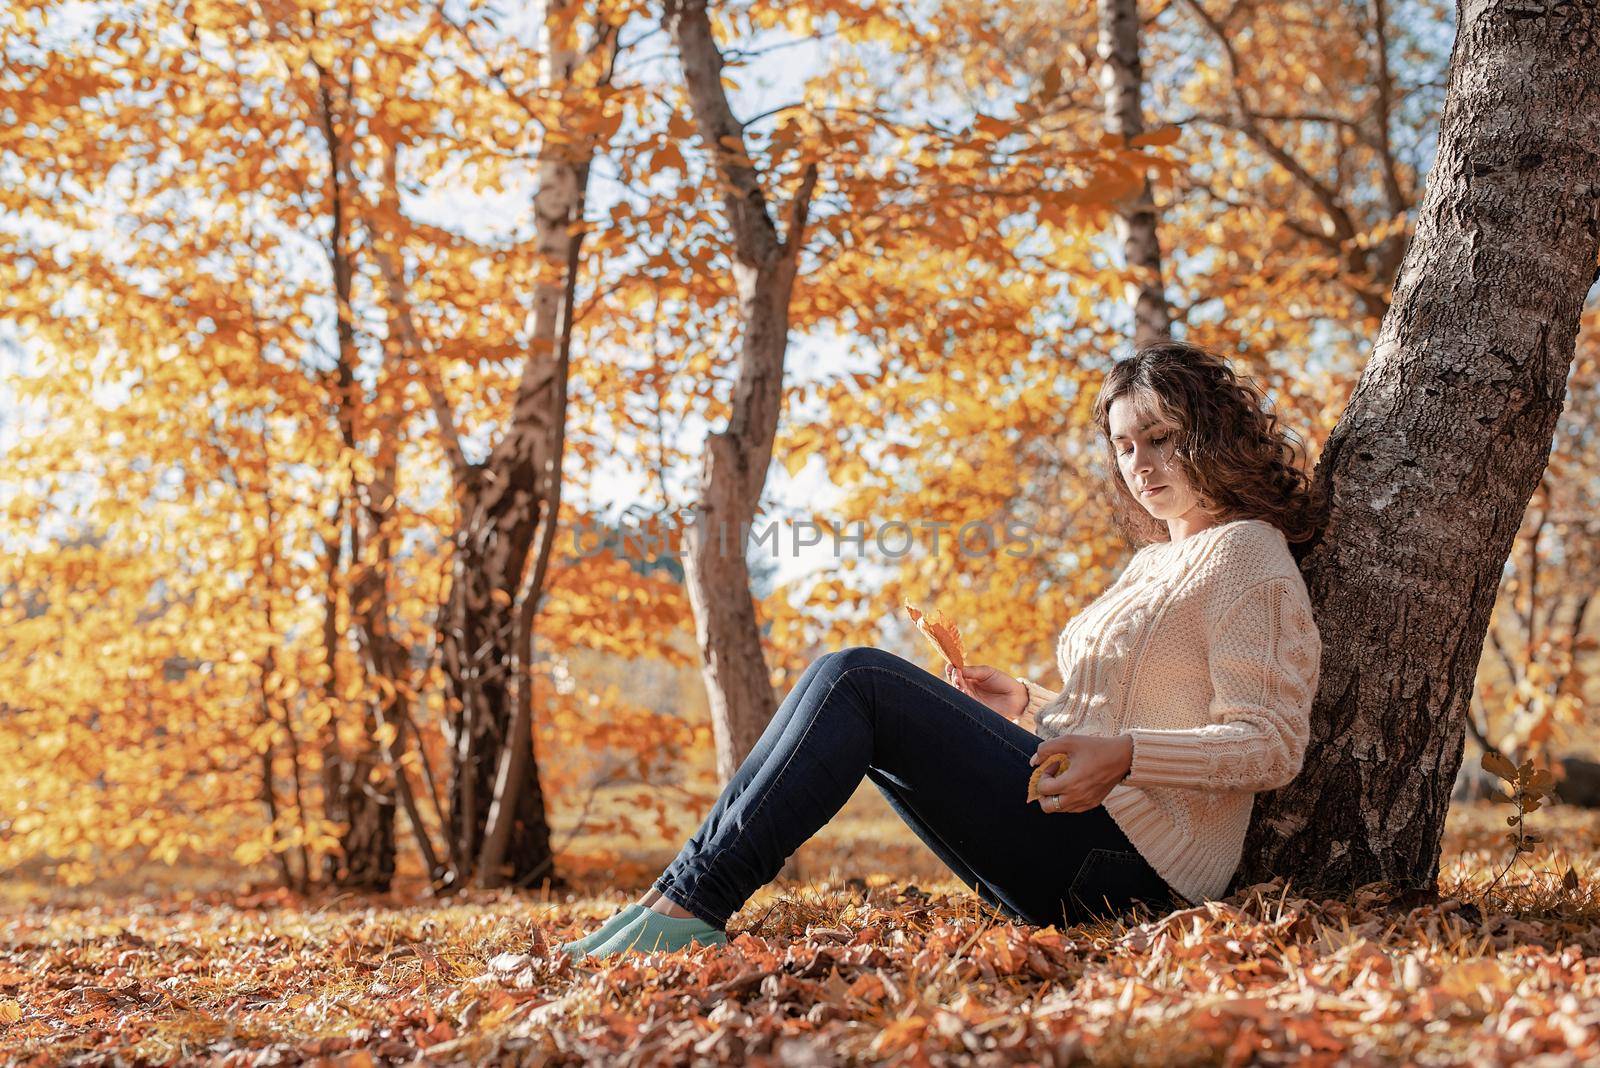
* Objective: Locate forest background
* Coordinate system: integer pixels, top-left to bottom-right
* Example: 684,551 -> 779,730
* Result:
5,0 -> 1597,900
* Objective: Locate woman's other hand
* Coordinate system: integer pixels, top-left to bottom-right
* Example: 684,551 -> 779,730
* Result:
1028,733 -> 1135,813
944,663 -> 1027,721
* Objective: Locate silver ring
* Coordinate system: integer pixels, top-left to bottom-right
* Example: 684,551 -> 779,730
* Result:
1048,795 -> 1058,812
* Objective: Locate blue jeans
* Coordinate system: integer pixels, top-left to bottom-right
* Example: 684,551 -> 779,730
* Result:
653,646 -> 1185,930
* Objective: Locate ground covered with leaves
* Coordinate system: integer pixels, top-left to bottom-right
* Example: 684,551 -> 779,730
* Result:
3,796 -> 1598,1066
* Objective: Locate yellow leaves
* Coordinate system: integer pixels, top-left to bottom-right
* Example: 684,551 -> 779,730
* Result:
971,114 -> 1016,140
667,111 -> 697,140
1353,210 -> 1409,250
338,675 -> 368,703
4,784 -> 1600,1060
781,423 -> 825,477
1435,958 -> 1508,1007
234,837 -> 270,866
188,0 -> 241,33
1480,750 -> 1561,859
1481,750 -> 1558,801
305,35 -> 340,72
1040,65 -> 1064,103
173,89 -> 204,118
264,672 -> 300,701
572,106 -> 625,148
373,721 -> 398,750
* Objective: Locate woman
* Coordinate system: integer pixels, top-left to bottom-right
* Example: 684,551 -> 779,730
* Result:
561,339 -> 1325,959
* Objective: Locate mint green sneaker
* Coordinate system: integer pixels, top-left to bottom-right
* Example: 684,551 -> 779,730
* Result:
586,908 -> 728,959
557,902 -> 646,959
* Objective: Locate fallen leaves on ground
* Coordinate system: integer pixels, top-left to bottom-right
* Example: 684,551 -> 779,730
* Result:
2,802 -> 1597,1066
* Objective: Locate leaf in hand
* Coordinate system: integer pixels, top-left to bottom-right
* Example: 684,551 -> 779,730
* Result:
1026,754 -> 1071,803
903,602 -> 965,670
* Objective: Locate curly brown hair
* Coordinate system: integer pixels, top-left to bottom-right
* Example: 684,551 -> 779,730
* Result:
1091,339 -> 1326,558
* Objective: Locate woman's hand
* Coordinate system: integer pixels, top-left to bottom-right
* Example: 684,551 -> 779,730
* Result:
944,663 -> 1027,721
1028,733 -> 1135,813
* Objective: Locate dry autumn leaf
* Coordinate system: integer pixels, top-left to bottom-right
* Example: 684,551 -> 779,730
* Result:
1026,754 -> 1071,803
903,602 -> 965,670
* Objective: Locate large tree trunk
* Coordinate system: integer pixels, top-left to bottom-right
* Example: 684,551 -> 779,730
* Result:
664,0 -> 819,787
1097,0 -> 1171,346
1231,0 -> 1600,899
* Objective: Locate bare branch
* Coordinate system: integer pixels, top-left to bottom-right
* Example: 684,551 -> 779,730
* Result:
1365,0 -> 1409,215
372,143 -> 473,488
1176,0 -> 1359,246
783,161 -> 821,258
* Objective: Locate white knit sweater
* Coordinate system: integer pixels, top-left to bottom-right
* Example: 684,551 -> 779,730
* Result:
1016,517 -> 1321,906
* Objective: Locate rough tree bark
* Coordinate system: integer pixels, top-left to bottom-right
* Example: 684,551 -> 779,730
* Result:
1097,0 -> 1171,346
1230,0 -> 1600,899
664,0 -> 820,788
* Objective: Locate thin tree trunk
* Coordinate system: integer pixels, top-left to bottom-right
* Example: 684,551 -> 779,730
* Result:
347,442 -> 436,889
421,11 -> 619,892
313,63 -> 397,892
358,374 -> 447,882
318,492 -> 348,882
1232,0 -> 1600,899
320,495 -> 397,892
477,152 -> 587,890
254,638 -> 295,891
464,3 -> 586,886
256,468 -> 308,891
1097,0 -> 1170,346
664,0 -> 820,787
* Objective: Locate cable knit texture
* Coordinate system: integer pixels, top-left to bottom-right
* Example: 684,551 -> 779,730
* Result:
1017,518 -> 1321,906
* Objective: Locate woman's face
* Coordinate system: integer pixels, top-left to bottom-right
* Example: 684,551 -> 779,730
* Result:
1108,394 -> 1204,523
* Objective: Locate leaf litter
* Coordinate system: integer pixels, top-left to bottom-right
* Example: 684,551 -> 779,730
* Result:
1,803 -> 1598,1065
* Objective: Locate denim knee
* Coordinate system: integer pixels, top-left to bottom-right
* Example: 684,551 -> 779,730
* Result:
828,645 -> 907,675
